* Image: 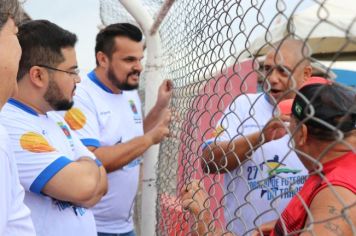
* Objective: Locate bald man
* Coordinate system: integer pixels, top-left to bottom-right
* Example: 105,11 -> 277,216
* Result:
201,38 -> 312,235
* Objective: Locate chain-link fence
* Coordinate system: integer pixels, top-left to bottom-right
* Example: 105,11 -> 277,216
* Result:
100,0 -> 356,235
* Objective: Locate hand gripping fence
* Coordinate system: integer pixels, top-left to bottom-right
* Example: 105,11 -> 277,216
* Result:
100,0 -> 356,235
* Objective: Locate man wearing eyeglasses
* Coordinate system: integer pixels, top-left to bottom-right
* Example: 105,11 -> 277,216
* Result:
201,38 -> 312,235
0,19 -> 108,236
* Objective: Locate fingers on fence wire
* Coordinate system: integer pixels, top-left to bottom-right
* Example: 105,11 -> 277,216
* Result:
112,0 -> 356,235
180,180 -> 208,213
156,79 -> 174,109
180,180 -> 216,226
180,179 -> 233,236
147,108 -> 171,144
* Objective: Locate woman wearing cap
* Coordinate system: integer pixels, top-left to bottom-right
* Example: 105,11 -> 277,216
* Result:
181,82 -> 356,236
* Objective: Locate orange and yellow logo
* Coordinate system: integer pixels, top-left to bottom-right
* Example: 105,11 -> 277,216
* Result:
64,108 -> 86,130
206,125 -> 224,139
20,132 -> 56,153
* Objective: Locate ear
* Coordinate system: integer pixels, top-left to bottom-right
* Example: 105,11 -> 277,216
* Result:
96,51 -> 109,68
297,123 -> 308,147
28,66 -> 47,88
303,65 -> 313,82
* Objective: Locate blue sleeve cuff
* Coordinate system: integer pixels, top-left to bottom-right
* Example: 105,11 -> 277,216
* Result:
30,156 -> 73,194
95,159 -> 102,167
201,140 -> 214,150
81,138 -> 101,148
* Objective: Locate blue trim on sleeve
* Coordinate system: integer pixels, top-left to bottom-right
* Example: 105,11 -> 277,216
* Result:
87,70 -> 114,94
81,138 -> 101,148
30,156 -> 73,194
95,159 -> 102,167
201,140 -> 214,150
7,98 -> 39,116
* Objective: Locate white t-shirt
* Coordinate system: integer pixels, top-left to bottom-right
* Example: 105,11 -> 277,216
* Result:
1,99 -> 99,236
0,123 -> 35,236
62,70 -> 144,233
205,93 -> 308,235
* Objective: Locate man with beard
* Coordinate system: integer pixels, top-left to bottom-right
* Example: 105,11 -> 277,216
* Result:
0,0 -> 35,235
63,23 -> 171,236
0,19 -> 108,236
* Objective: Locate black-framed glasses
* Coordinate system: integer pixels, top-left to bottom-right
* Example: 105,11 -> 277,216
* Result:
37,64 -> 80,77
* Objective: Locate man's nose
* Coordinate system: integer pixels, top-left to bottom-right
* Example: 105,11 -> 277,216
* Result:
74,75 -> 81,83
267,68 -> 279,85
133,61 -> 143,72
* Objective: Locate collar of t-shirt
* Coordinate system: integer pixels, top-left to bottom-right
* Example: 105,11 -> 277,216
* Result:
88,70 -> 117,94
8,98 -> 39,116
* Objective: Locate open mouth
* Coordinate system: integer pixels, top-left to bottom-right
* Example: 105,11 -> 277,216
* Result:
269,88 -> 282,94
270,88 -> 281,93
128,72 -> 140,81
269,89 -> 283,98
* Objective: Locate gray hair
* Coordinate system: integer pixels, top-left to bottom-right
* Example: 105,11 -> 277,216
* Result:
0,0 -> 22,29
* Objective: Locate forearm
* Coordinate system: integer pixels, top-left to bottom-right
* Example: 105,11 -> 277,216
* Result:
202,131 -> 261,173
42,157 -> 101,204
93,134 -> 154,173
78,166 -> 107,208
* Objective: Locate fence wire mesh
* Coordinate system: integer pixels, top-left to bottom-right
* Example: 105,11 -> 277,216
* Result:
98,2 -> 164,235
99,0 -> 163,27
100,0 -> 356,235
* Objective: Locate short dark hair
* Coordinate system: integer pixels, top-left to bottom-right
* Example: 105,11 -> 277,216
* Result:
0,0 -> 22,29
292,83 -> 356,140
17,20 -> 77,81
95,23 -> 142,65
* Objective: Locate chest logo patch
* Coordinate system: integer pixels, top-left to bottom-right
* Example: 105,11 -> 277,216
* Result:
129,99 -> 142,123
247,155 -> 305,200
129,100 -> 138,114
57,122 -> 72,140
57,122 -> 75,150
20,132 -> 56,153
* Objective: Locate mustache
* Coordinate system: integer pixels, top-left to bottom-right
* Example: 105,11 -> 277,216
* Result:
127,70 -> 141,77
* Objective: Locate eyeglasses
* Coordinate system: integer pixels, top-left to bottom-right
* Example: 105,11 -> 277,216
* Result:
37,64 -> 80,77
